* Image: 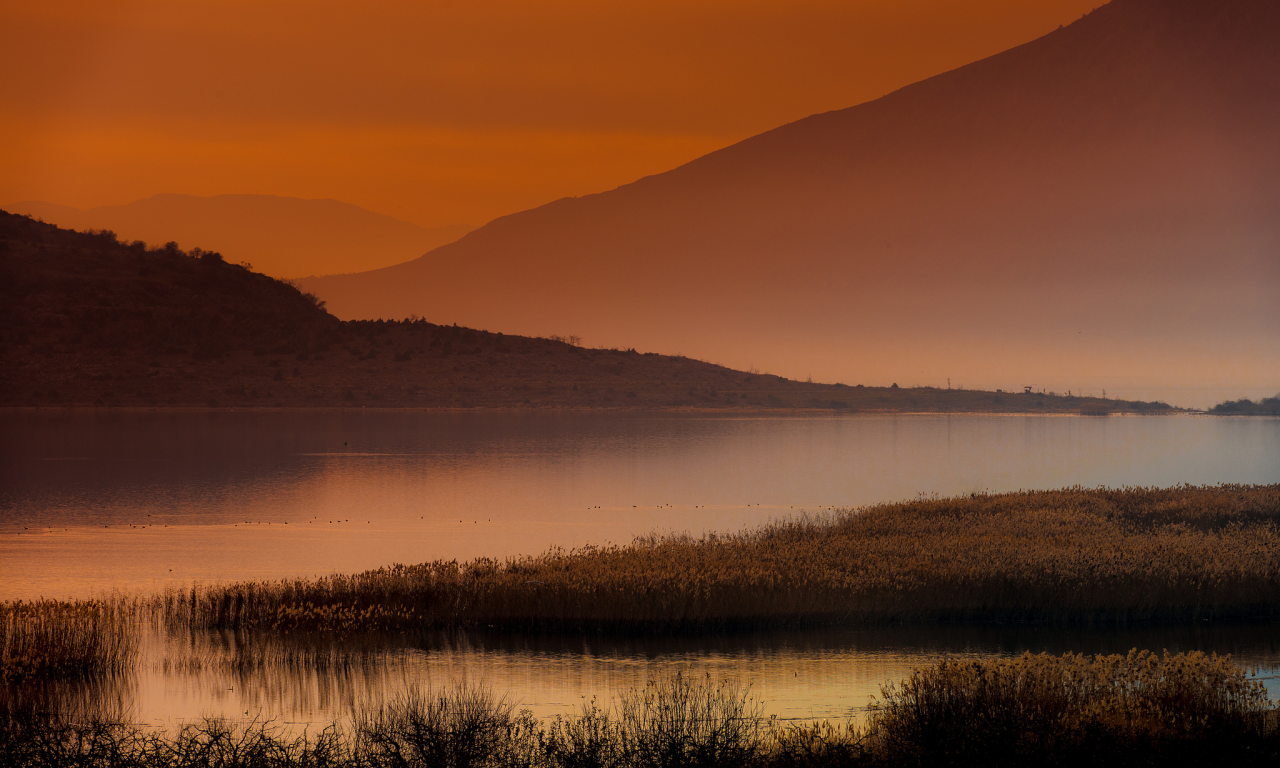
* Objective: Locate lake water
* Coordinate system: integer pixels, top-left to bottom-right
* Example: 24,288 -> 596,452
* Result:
115,621 -> 1280,731
3,409 -> 1279,727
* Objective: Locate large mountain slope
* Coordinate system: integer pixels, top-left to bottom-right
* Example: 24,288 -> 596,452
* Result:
5,194 -> 474,279
300,0 -> 1280,403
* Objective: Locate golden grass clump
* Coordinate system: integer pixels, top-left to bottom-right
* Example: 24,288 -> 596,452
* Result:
866,650 -> 1279,766
159,485 -> 1280,633
0,599 -> 138,682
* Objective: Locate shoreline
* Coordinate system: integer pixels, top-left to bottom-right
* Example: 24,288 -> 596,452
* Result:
0,404 -> 1207,416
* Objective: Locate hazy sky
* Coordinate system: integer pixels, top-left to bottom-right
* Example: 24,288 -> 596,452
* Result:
2,0 -> 1100,228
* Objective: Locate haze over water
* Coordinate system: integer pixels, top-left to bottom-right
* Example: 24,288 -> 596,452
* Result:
3,410 -> 1277,601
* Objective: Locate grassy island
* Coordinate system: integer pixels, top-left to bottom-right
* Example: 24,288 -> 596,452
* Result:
157,485 -> 1280,634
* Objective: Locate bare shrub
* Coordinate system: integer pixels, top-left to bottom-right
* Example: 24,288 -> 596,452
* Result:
616,672 -> 764,768
543,699 -> 624,768
355,684 -> 540,768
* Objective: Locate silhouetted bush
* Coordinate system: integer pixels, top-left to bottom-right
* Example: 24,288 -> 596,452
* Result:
356,685 -> 539,768
1211,396 -> 1280,415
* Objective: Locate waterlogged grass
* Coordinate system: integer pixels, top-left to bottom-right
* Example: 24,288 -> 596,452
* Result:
159,485 -> 1280,633
1,599 -> 139,683
3,655 -> 1279,767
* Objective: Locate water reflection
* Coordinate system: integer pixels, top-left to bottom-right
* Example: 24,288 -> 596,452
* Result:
2,672 -> 137,725
3,411 -> 1277,600
112,621 -> 1280,730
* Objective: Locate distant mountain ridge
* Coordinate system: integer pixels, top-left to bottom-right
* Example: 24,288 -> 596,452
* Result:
0,210 -> 1176,414
5,194 -> 474,279
300,0 -> 1280,401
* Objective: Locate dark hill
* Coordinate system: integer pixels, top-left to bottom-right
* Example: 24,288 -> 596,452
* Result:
299,0 -> 1280,397
0,212 -> 336,361
5,194 -> 474,279
0,211 -> 1171,413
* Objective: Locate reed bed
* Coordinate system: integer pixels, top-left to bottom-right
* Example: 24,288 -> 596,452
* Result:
1,599 -> 139,682
158,485 -> 1280,633
3,653 -> 1279,767
869,649 -> 1278,765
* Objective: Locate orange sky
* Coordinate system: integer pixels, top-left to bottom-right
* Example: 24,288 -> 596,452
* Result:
3,0 -> 1100,229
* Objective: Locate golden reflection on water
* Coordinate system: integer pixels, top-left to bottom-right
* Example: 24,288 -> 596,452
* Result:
43,623 -> 1272,732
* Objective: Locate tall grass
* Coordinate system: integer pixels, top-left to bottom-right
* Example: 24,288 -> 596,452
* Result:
3,655 -> 1279,766
1,599 -> 140,726
159,485 -> 1280,632
1,599 -> 138,682
866,650 -> 1280,766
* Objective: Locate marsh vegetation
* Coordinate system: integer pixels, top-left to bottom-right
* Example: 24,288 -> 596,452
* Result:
1,599 -> 139,683
157,485 -> 1280,633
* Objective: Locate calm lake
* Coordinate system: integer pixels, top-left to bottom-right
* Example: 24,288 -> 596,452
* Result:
3,409 -> 1279,727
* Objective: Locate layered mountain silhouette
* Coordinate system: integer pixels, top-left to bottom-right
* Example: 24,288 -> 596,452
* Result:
5,194 -> 473,279
6,210 -> 1173,413
300,0 -> 1280,401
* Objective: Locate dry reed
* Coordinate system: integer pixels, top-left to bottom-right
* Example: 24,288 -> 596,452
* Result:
1,599 -> 138,682
159,485 -> 1280,633
864,649 -> 1280,766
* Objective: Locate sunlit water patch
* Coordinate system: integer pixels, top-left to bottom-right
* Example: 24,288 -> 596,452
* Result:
43,621 -> 1280,731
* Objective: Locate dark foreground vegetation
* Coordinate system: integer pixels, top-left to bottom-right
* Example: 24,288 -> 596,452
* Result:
1211,395 -> 1280,416
3,655 -> 1278,767
1,210 -> 1174,413
156,485 -> 1280,634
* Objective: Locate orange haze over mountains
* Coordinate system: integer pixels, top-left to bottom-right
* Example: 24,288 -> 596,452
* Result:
300,0 -> 1280,405
4,0 -> 1277,407
4,0 -> 1100,228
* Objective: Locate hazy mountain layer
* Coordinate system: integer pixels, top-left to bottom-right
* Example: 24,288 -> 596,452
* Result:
300,0 -> 1280,403
1,210 -> 1170,413
5,194 -> 473,279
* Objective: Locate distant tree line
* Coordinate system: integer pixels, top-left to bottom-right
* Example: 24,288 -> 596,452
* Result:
1211,395 -> 1280,415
